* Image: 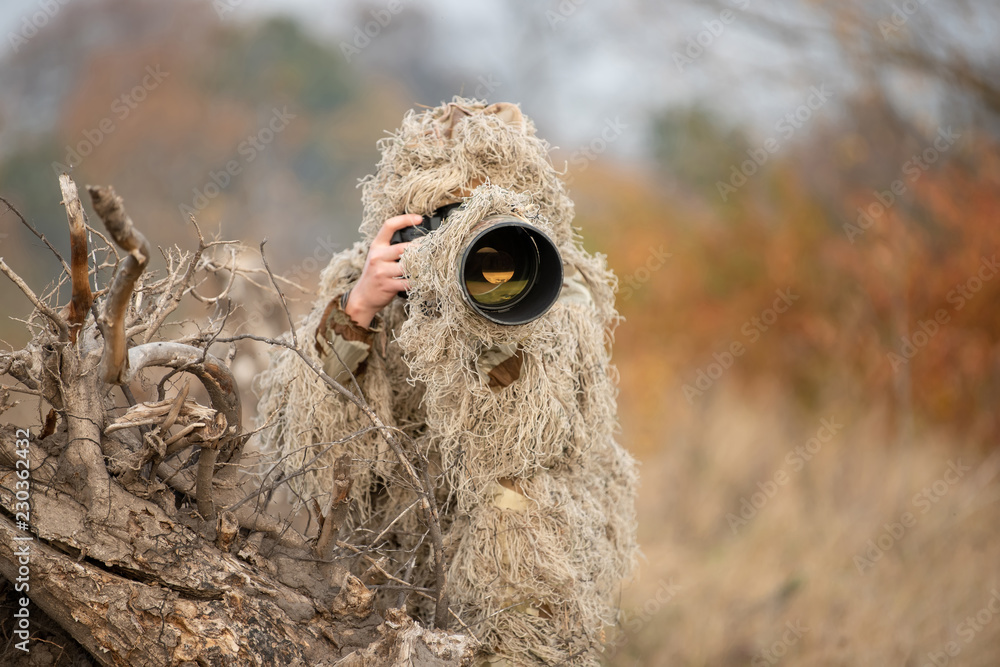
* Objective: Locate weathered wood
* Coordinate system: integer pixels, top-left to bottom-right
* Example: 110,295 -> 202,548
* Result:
0,510 -> 335,667
314,454 -> 354,559
0,443 -> 474,666
58,330 -> 113,518
126,341 -> 243,463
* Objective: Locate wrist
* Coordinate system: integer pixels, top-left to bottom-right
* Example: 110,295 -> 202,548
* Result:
343,289 -> 376,329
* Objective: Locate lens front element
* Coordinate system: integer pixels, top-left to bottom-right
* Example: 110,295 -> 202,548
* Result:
459,215 -> 562,325
463,227 -> 538,309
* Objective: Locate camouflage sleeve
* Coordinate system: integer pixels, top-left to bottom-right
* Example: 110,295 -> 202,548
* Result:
314,290 -> 381,385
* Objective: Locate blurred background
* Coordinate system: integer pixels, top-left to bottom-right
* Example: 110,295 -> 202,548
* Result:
2,0 -> 1000,664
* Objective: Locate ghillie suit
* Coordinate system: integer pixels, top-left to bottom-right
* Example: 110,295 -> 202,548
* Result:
255,98 -> 638,666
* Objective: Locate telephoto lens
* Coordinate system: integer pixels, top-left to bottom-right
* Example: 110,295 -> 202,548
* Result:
460,214 -> 562,325
391,204 -> 563,325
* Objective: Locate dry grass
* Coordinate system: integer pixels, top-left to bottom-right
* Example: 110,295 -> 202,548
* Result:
609,383 -> 1000,666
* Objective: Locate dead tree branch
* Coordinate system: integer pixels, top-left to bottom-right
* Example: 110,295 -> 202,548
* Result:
60,174 -> 92,343
314,454 -> 354,559
141,217 -> 209,344
126,341 -> 242,461
87,184 -> 150,384
124,341 -> 243,521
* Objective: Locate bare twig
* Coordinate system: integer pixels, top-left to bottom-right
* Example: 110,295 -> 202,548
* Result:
0,194 -> 70,274
190,246 -> 238,304
60,175 -> 93,344
0,258 -> 69,341
141,217 -> 208,344
370,497 -> 422,551
221,426 -> 378,514
259,239 -> 297,347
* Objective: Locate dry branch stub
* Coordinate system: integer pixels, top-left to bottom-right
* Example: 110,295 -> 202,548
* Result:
60,173 -> 93,343
87,184 -> 150,384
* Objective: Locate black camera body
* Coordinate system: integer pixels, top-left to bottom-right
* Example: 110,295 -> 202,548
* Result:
390,203 -> 461,245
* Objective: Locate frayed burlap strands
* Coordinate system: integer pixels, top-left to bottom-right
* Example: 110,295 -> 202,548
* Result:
254,97 -> 638,666
396,184 -> 637,664
446,467 -> 637,666
358,100 -> 576,248
396,186 -> 612,499
252,243 -> 415,516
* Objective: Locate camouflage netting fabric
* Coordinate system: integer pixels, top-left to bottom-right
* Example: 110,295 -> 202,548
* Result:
254,98 -> 638,666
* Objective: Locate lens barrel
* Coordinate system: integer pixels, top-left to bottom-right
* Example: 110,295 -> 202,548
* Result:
459,215 -> 562,325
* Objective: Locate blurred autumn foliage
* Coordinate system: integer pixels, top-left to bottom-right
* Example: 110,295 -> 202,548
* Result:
592,109 -> 1000,453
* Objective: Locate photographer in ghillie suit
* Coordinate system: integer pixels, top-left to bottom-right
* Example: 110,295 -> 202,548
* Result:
255,98 -> 638,666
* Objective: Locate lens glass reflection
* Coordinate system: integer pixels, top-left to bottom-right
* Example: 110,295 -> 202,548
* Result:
463,227 -> 538,308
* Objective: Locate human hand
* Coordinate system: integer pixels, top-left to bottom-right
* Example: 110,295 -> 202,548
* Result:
343,214 -> 422,328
